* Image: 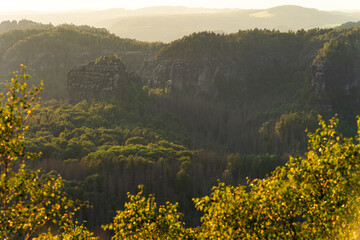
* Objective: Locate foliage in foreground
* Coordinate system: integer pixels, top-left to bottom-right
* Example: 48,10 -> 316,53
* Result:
103,185 -> 192,240
105,116 -> 360,239
0,66 -> 96,239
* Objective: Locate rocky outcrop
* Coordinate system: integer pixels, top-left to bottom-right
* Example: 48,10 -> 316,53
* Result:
309,59 -> 360,96
307,49 -> 360,111
309,61 -> 327,94
67,56 -> 140,102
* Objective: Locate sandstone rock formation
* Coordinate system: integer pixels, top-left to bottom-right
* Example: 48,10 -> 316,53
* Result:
67,56 -> 140,102
139,57 -> 249,97
309,60 -> 360,96
309,61 -> 327,94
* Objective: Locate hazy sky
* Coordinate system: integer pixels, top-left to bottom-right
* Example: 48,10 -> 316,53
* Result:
2,0 -> 360,12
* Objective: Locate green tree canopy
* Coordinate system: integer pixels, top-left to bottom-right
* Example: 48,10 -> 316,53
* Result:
0,66 -> 96,239
194,116 -> 360,239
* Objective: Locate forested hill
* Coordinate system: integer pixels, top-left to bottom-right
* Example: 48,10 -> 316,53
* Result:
0,19 -> 53,34
336,20 -> 360,29
0,24 -> 163,99
142,29 -> 332,109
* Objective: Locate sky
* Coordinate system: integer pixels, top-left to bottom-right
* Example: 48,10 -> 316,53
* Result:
2,0 -> 360,12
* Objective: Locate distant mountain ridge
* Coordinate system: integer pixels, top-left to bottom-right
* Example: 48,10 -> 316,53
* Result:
0,5 -> 359,42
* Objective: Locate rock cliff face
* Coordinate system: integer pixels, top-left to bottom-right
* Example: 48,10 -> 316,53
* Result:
67,56 -> 140,102
309,58 -> 360,99
309,61 -> 327,94
138,53 -> 307,105
139,57 -> 249,96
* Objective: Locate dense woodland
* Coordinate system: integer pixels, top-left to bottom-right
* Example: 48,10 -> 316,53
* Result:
1,20 -> 360,239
